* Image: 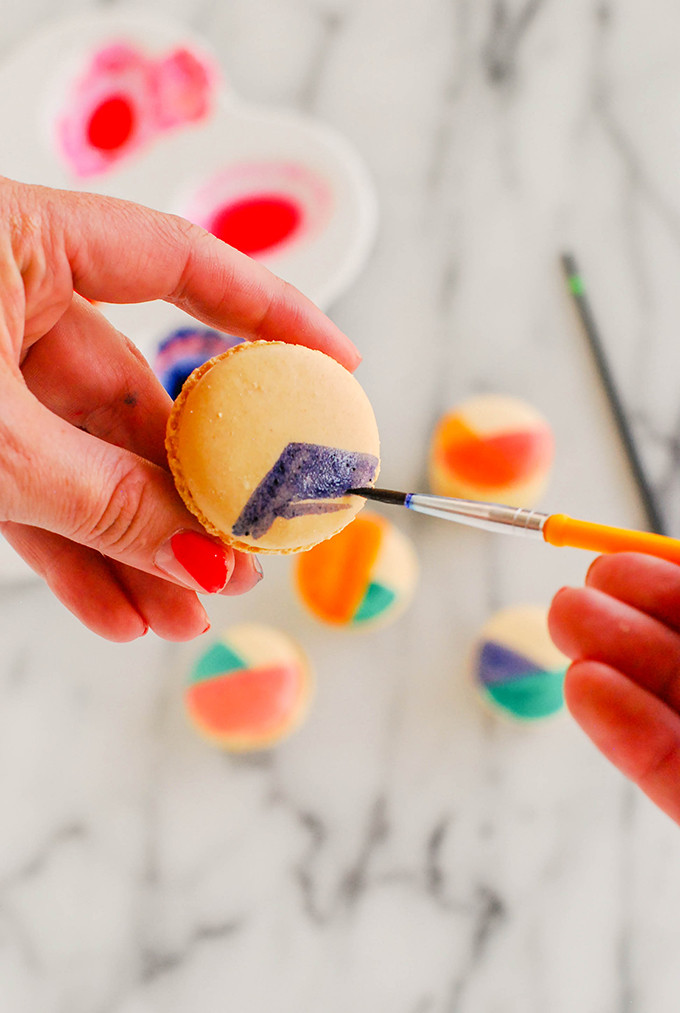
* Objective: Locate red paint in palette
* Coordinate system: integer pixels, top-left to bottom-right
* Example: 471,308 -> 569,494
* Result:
86,94 -> 136,151
57,43 -> 216,176
208,194 -> 302,255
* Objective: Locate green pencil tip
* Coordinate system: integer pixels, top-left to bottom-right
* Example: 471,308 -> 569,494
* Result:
568,273 -> 585,297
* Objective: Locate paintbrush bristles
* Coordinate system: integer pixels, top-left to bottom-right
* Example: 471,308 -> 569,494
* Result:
350,487 -> 408,506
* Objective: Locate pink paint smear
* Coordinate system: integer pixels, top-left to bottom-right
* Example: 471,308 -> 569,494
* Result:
57,42 -> 217,176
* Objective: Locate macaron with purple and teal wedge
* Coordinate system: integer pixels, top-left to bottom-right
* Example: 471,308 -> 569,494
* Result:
473,605 -> 568,722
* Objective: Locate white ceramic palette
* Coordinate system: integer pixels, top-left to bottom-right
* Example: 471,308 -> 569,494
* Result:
0,8 -> 377,581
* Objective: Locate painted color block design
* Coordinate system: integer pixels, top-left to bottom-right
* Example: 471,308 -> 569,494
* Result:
186,623 -> 313,751
473,605 -> 568,722
295,511 -> 418,629
429,394 -> 554,507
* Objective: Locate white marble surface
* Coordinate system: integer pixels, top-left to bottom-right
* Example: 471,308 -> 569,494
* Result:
2,1 -> 680,1010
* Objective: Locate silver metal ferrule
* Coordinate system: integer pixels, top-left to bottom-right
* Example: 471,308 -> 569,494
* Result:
405,493 -> 548,539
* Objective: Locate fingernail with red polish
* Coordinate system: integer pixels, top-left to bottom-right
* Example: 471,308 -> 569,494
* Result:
155,530 -> 233,593
252,555 -> 264,581
219,552 -> 264,596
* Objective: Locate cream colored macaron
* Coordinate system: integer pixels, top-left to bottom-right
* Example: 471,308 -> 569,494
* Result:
166,340 -> 380,553
186,623 -> 314,751
472,605 -> 568,723
429,394 -> 554,507
294,510 -> 418,629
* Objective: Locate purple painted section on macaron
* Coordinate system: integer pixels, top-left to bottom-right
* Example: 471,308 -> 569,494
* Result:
232,442 -> 379,540
478,640 -> 546,686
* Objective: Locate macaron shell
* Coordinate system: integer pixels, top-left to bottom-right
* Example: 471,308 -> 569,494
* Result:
369,520 -> 419,602
185,623 -> 313,750
429,395 -> 554,507
187,662 -> 307,748
430,459 -> 551,508
478,642 -> 566,721
479,605 -> 568,671
295,512 -> 384,624
435,420 -> 553,488
166,341 -> 381,553
295,511 -> 418,628
472,605 -> 568,723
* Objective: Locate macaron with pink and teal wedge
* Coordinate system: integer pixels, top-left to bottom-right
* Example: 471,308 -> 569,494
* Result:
186,623 -> 313,750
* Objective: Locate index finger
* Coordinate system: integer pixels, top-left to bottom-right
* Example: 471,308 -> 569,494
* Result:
37,183 -> 362,371
564,659 -> 680,826
586,552 -> 680,634
549,585 -> 680,712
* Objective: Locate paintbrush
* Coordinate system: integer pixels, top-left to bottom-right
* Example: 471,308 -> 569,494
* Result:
349,486 -> 680,565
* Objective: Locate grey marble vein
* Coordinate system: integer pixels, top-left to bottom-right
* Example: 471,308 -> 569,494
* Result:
296,8 -> 346,113
140,917 -> 245,985
444,885 -> 508,1012
482,0 -> 548,86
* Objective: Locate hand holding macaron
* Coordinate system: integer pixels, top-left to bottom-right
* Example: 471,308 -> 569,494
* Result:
0,177 -> 360,642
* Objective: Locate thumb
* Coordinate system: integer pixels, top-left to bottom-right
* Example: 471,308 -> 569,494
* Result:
0,381 -> 236,595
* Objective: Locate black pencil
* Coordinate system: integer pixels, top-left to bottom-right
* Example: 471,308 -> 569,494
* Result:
560,252 -> 666,535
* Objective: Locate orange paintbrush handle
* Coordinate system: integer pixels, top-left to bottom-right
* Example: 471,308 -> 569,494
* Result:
543,513 -> 680,565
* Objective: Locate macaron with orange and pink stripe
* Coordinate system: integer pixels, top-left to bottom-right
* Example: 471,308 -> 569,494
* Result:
429,394 -> 554,507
